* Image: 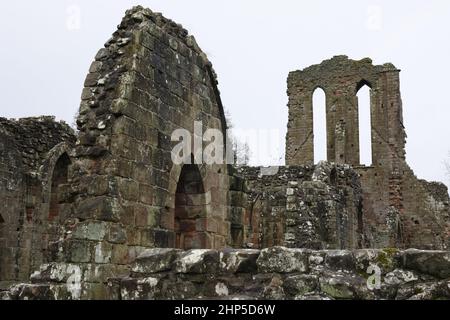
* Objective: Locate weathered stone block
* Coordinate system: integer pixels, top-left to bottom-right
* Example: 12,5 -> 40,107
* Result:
153,229 -> 175,248
84,264 -> 129,283
117,178 -> 139,201
111,244 -> 129,265
219,249 -> 260,273
319,275 -> 356,299
354,248 -> 400,274
76,196 -> 123,222
283,274 -> 318,297
94,241 -> 113,264
132,248 -> 180,274
174,249 -> 219,274
65,240 -> 92,263
81,282 -> 110,300
72,221 -> 108,241
322,250 -> 356,272
189,231 -> 214,249
121,277 -> 160,300
106,224 -> 127,244
14,283 -> 60,300
30,263 -> 83,284
257,246 -> 309,273
139,228 -> 155,247
138,184 -> 153,205
196,218 -> 218,233
86,175 -> 110,196
134,204 -> 152,227
402,249 -> 450,279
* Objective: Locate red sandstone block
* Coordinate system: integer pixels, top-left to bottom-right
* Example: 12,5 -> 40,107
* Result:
175,193 -> 186,205
196,218 -> 218,233
126,225 -> 141,246
119,205 -> 135,225
160,209 -> 175,230
190,232 -> 214,249
178,219 -> 196,232
134,204 -> 150,227
111,244 -> 130,265
213,234 -> 226,249
138,184 -> 153,205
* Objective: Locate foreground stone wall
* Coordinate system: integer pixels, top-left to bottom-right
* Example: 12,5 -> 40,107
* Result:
3,246 -> 450,300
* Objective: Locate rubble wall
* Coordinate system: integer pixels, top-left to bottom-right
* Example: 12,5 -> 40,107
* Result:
235,163 -> 364,250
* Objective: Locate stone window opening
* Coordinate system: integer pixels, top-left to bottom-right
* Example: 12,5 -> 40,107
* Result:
356,80 -> 373,166
48,153 -> 70,221
312,87 -> 327,163
174,162 -> 208,249
0,213 -> 4,223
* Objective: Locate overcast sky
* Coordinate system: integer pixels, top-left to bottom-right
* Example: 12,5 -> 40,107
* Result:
0,1 -> 449,187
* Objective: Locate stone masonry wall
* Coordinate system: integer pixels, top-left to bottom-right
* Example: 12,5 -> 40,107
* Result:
1,6 -> 449,301
31,5 -> 232,296
285,56 -> 450,249
4,246 -> 450,300
286,55 -> 404,167
0,128 -> 25,285
0,117 -> 75,285
236,162 -> 364,250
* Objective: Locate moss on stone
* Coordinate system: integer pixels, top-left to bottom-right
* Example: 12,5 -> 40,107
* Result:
375,248 -> 399,271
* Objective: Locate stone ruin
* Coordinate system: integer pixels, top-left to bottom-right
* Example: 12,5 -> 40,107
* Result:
0,6 -> 449,300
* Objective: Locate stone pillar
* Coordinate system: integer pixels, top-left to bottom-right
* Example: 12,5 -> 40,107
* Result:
344,94 -> 360,165
335,119 -> 346,165
286,86 -> 314,165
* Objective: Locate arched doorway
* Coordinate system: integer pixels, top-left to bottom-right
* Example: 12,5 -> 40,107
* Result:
48,153 -> 71,221
174,163 -> 208,249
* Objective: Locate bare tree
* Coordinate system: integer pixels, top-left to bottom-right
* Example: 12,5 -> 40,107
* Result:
233,139 -> 251,165
71,110 -> 79,132
445,150 -> 450,185
225,110 -> 251,166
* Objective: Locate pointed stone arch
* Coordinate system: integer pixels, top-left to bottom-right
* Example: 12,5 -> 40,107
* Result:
48,152 -> 71,221
174,163 -> 209,249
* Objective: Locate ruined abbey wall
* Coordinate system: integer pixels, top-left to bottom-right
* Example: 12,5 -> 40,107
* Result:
236,163 -> 364,250
0,117 -> 75,286
1,6 -> 449,300
286,56 -> 450,250
16,7 -> 239,296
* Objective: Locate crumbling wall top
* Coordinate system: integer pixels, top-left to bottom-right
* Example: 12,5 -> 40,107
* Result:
76,5 -> 227,157
288,55 -> 399,92
0,116 -> 76,173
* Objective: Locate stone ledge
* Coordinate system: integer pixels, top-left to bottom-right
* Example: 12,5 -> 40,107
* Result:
3,247 -> 450,300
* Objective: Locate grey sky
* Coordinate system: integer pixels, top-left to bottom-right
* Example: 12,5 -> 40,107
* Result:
1,1 -> 449,187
